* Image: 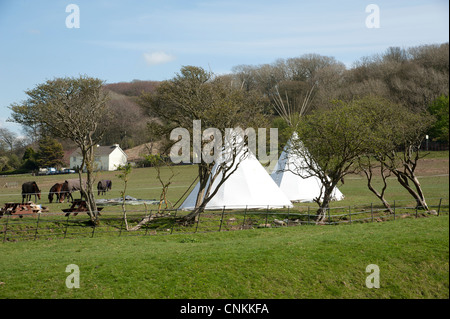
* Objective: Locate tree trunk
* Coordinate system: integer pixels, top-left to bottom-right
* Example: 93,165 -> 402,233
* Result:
363,163 -> 394,214
183,203 -> 206,225
130,212 -> 155,231
194,164 -> 211,207
80,145 -> 99,225
316,190 -> 332,224
367,183 -> 393,213
129,211 -> 171,231
182,163 -> 213,224
182,150 -> 243,225
394,172 -> 429,210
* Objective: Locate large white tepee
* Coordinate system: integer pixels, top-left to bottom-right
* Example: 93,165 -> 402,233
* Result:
178,135 -> 293,211
270,134 -> 344,203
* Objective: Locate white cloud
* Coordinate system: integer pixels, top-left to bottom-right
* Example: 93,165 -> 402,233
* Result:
143,51 -> 176,65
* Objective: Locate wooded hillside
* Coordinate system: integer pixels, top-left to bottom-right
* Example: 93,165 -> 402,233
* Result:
3,43 -> 448,173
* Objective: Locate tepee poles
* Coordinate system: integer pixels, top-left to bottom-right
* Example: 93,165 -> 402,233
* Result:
272,83 -> 315,129
270,83 -> 344,203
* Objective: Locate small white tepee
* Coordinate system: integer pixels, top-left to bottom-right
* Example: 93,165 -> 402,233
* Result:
178,135 -> 293,211
270,133 -> 344,203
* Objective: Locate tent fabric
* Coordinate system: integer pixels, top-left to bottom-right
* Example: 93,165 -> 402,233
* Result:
178,144 -> 293,211
270,135 -> 344,203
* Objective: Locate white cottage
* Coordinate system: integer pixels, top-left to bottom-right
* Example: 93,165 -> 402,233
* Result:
70,144 -> 128,171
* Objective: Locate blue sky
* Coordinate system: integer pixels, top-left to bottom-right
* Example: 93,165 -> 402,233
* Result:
0,0 -> 448,135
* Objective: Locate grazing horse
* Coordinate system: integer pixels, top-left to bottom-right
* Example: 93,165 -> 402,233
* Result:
97,180 -> 112,196
60,179 -> 86,203
48,183 -> 64,203
22,181 -> 41,204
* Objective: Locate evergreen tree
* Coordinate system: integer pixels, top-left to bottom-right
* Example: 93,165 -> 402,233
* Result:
22,147 -> 39,170
428,95 -> 449,143
36,137 -> 64,168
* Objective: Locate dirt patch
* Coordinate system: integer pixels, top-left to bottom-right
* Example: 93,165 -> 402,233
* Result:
348,157 -> 449,179
414,158 -> 449,176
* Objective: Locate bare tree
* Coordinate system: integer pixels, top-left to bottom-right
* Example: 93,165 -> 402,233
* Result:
139,66 -> 268,223
351,96 -> 435,211
0,127 -> 17,154
9,75 -> 110,224
357,155 -> 394,214
378,112 -> 434,210
117,163 -> 132,231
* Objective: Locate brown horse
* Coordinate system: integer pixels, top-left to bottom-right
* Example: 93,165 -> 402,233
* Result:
48,183 -> 64,203
22,181 -> 41,204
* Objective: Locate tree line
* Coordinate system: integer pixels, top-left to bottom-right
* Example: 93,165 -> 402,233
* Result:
4,42 -> 449,224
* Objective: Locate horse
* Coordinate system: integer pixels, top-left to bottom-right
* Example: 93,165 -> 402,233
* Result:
97,180 -> 112,196
60,179 -> 86,203
48,183 -> 64,203
21,181 -> 41,204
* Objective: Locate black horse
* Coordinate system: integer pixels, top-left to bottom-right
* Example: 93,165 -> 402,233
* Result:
97,180 -> 112,196
22,181 -> 41,204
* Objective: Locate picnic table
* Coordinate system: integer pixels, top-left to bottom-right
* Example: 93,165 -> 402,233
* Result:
0,202 -> 47,218
62,200 -> 103,217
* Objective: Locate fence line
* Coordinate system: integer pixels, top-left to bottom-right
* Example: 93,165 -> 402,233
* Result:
1,198 -> 448,243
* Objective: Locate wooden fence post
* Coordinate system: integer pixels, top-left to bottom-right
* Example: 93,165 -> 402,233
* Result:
393,200 -> 396,221
170,209 -> 177,234
3,214 -> 10,243
91,223 -> 96,238
348,206 -> 352,224
119,211 -> 125,237
218,206 -> 225,232
195,211 -> 201,233
242,206 -> 248,229
371,203 -> 374,223
34,213 -> 41,241
437,198 -> 442,216
144,210 -> 152,236
287,206 -> 290,226
64,213 -> 70,239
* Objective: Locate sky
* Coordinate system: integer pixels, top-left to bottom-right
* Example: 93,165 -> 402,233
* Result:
0,0 -> 448,136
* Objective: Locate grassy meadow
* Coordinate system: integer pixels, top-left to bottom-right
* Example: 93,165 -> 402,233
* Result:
0,151 -> 448,299
0,151 -> 448,213
0,215 -> 448,299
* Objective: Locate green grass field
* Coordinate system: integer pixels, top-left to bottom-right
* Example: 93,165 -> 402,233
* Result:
0,215 -> 448,299
0,151 -> 448,299
0,154 -> 448,212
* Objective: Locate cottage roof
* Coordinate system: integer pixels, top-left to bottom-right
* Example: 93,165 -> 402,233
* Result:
70,145 -> 127,158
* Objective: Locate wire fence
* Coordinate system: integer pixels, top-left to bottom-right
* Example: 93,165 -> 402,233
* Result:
1,197 -> 448,243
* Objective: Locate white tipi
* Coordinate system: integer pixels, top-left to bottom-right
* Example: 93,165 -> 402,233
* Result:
178,135 -> 293,211
270,133 -> 344,203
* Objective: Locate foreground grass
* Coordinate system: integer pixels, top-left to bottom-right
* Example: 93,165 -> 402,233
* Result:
0,214 -> 448,299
